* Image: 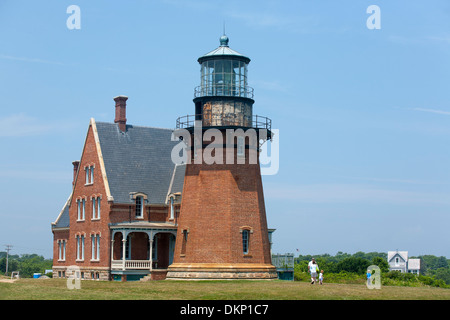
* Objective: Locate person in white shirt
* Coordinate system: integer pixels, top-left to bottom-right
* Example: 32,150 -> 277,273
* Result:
308,258 -> 319,284
319,270 -> 324,285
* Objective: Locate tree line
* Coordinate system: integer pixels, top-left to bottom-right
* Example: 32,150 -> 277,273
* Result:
0,252 -> 52,278
294,251 -> 450,287
1,250 -> 449,286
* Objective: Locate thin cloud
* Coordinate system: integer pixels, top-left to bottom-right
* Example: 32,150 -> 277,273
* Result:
0,113 -> 74,137
225,10 -> 318,34
0,54 -> 64,66
427,35 -> 450,45
335,175 -> 450,186
264,183 -> 450,206
412,107 -> 450,116
0,168 -> 69,182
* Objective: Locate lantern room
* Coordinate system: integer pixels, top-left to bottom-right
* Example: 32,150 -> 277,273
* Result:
195,35 -> 252,99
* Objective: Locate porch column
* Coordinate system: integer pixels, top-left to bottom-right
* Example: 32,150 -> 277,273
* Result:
122,232 -> 127,271
110,239 -> 114,262
148,231 -> 154,272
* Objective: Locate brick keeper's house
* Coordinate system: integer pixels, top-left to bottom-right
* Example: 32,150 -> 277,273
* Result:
51,35 -> 276,281
51,95 -> 185,281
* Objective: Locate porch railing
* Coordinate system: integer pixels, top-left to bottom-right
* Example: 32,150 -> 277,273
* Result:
111,260 -> 152,270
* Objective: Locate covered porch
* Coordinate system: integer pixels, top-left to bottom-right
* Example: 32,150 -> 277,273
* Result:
110,222 -> 177,281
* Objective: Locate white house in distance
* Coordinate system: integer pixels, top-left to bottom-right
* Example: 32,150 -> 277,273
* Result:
388,251 -> 421,274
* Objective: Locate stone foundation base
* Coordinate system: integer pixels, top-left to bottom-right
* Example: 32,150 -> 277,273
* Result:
52,266 -> 110,281
166,263 -> 277,280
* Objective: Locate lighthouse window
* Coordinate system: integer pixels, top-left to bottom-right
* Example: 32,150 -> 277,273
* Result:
242,230 -> 249,255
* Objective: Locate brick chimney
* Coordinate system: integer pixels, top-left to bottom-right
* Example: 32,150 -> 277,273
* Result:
72,160 -> 80,186
114,95 -> 128,132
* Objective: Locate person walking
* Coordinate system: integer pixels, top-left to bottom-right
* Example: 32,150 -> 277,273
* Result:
308,258 -> 319,284
367,270 -> 372,286
319,270 -> 324,285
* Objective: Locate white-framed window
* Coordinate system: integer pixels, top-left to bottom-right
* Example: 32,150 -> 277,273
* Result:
135,196 -> 144,218
97,196 -> 101,219
63,240 -> 66,260
81,235 -> 85,260
237,136 -> 245,156
91,234 -> 100,261
77,199 -> 81,220
76,236 -> 79,260
76,235 -> 85,261
170,197 -> 174,220
77,198 -> 86,221
91,196 -> 101,220
91,235 -> 95,260
96,234 -> 100,260
58,240 -> 66,261
92,197 -> 96,219
82,199 -> 85,220
85,165 -> 95,184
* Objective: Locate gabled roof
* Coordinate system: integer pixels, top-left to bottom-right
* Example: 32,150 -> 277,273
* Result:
95,122 -> 182,205
408,259 -> 421,270
52,120 -> 186,230
388,251 -> 408,262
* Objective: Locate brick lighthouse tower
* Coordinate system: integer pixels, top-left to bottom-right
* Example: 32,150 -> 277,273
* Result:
166,35 -> 277,280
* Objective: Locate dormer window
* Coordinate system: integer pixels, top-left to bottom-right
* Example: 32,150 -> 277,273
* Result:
135,196 -> 143,218
130,192 -> 147,219
170,196 -> 174,220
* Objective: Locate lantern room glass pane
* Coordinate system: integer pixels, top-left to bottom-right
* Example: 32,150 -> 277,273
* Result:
215,60 -> 223,73
199,58 -> 249,98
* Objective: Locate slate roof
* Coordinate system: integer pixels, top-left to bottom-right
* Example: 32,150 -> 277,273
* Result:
52,198 -> 70,229
167,164 -> 186,198
52,121 -> 185,230
96,122 -> 181,204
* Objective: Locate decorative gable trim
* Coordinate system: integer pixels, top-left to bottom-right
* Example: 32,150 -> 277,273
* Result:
90,118 -> 114,202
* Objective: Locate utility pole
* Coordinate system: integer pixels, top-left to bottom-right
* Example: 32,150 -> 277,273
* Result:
5,245 -> 12,276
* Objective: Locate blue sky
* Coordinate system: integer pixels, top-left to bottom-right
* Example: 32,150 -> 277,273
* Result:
1,0 -> 449,259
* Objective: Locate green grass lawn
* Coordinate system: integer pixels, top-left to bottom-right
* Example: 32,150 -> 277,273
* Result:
1,278 -> 449,300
